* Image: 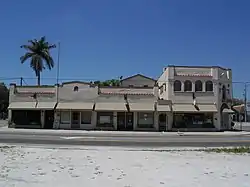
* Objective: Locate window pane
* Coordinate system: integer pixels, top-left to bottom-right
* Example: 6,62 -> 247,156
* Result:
97,112 -> 113,127
137,112 -> 154,128
81,111 -> 92,124
205,81 -> 213,91
174,81 -> 181,91
184,81 -> 192,91
195,81 -> 202,91
60,111 -> 70,124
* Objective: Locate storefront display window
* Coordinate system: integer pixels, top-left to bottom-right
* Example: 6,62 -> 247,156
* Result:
173,113 -> 214,128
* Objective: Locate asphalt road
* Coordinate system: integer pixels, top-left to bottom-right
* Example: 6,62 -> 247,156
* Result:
1,130 -> 250,147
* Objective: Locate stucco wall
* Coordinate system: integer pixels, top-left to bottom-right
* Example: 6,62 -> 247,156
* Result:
121,75 -> 155,87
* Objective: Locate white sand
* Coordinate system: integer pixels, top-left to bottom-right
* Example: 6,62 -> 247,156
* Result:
0,146 -> 249,187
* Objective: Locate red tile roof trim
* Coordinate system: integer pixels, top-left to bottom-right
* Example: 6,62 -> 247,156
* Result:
16,92 -> 55,94
177,74 -> 212,77
100,92 -> 154,96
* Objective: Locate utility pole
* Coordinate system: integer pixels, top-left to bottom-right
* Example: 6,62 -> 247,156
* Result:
20,77 -> 23,86
56,41 -> 61,103
244,83 -> 247,122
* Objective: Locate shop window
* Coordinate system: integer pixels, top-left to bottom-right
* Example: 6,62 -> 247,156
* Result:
173,113 -> 214,128
137,112 -> 154,128
60,111 -> 70,124
184,80 -> 192,91
81,111 -> 92,124
195,80 -> 202,92
174,80 -> 181,91
205,81 -> 213,91
97,112 -> 113,127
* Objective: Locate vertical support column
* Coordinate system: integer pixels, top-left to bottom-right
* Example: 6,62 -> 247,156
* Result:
133,112 -> 137,130
91,111 -> 97,129
53,110 -> 60,129
154,111 -> 159,131
8,109 -> 12,123
213,112 -> 221,131
167,113 -> 173,131
69,110 -> 72,129
113,111 -> 117,130
41,110 -> 45,128
165,112 -> 168,131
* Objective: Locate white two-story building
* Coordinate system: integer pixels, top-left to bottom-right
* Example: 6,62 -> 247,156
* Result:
157,65 -> 233,131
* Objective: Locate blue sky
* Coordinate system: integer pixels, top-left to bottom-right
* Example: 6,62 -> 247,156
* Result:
0,0 -> 249,97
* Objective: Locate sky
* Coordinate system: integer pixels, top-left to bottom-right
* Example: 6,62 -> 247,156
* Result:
0,0 -> 249,97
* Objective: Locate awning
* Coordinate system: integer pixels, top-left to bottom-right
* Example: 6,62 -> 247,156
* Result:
36,102 -> 56,109
8,102 -> 36,109
129,103 -> 155,111
172,104 -> 196,112
95,103 -> 127,111
223,108 -> 235,113
198,105 -> 217,112
56,102 -> 94,110
157,104 -> 171,112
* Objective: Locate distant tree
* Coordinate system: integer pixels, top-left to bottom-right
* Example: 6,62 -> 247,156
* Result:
232,98 -> 244,106
20,36 -> 56,85
0,83 -> 9,118
94,78 -> 122,86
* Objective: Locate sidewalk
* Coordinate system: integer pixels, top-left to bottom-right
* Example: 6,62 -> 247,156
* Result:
0,120 -> 8,128
0,127 -> 250,136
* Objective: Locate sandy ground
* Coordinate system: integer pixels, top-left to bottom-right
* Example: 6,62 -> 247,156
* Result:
0,145 -> 249,187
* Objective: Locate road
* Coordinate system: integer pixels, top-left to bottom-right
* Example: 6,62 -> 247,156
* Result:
0,129 -> 250,147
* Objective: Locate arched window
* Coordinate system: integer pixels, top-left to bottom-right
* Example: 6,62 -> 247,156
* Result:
222,85 -> 226,101
195,80 -> 202,92
184,80 -> 192,91
174,80 -> 181,91
73,86 -> 79,92
205,81 -> 213,91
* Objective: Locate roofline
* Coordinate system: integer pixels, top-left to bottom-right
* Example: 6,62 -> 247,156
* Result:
15,85 -> 55,88
121,74 -> 156,82
61,81 -> 91,85
167,65 -> 231,70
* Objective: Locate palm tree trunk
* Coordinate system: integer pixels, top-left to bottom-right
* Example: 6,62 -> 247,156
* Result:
37,72 -> 41,86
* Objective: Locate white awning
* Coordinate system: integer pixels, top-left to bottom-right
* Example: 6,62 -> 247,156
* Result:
157,104 -> 171,112
8,102 -> 37,109
223,108 -> 235,113
198,105 -> 217,112
129,103 -> 155,111
36,102 -> 56,109
172,104 -> 196,112
56,102 -> 94,110
95,103 -> 127,111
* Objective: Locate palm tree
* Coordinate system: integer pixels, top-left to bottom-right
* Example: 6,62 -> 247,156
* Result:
20,36 -> 56,85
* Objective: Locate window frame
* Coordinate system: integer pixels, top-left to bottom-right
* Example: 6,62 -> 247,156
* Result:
137,112 -> 154,128
174,80 -> 182,92
80,111 -> 92,124
60,111 -> 71,124
205,81 -> 213,92
195,80 -> 203,92
184,80 -> 192,92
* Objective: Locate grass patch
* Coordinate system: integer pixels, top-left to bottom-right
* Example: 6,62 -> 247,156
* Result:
205,147 -> 250,154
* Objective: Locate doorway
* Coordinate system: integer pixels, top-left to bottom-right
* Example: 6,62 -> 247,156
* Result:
159,113 -> 167,131
71,112 -> 80,129
44,110 -> 54,129
117,112 -> 134,131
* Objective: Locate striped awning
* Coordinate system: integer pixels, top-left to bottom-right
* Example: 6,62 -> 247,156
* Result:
56,102 -> 94,110
8,102 -> 37,109
129,103 -> 155,111
95,103 -> 127,111
157,104 -> 171,112
36,102 -> 56,110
